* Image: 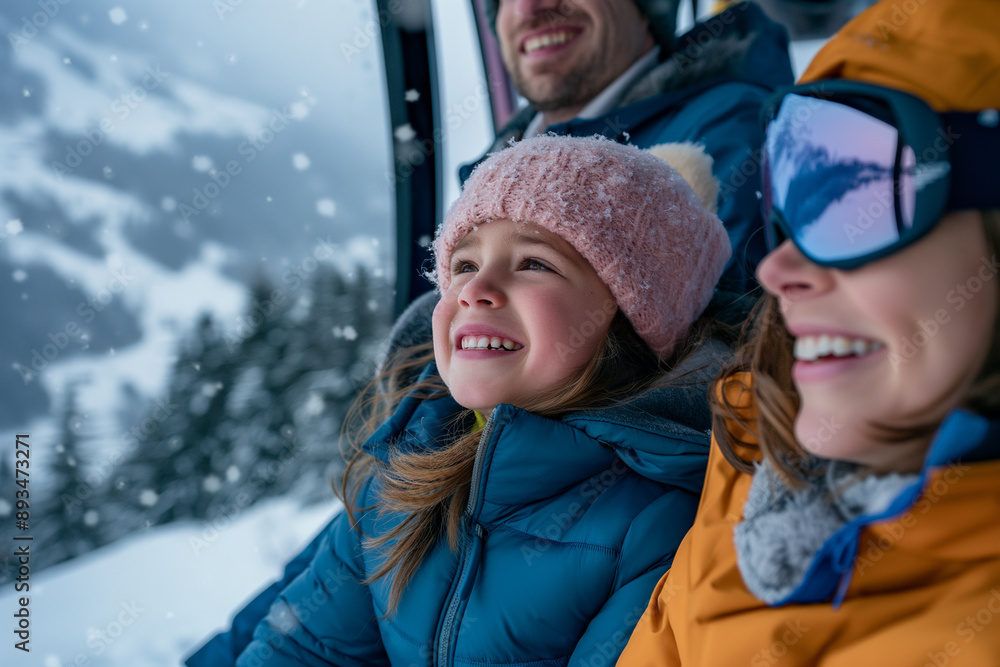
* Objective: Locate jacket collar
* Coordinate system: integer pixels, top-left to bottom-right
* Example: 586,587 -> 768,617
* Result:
364,341 -> 728,508
736,409 -> 1000,607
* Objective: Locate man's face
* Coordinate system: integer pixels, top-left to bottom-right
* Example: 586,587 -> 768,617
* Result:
496,0 -> 654,118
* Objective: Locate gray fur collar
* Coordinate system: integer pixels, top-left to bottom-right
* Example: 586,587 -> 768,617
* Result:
734,457 -> 917,604
619,31 -> 755,106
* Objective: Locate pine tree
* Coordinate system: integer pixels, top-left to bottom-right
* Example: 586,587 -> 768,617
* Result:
113,313 -> 240,530
36,385 -> 103,569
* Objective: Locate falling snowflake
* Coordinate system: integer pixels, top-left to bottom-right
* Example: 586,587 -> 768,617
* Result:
226,465 -> 240,482
161,196 -> 177,212
83,510 -> 99,526
63,57 -> 72,65
139,489 -> 158,507
192,155 -> 214,172
5,219 -> 24,236
304,392 -> 325,416
202,381 -> 223,397
12,270 -> 27,283
292,153 -> 311,171
316,199 -> 336,218
394,123 -> 416,142
405,89 -> 420,102
290,101 -> 310,120
108,7 -> 127,24
342,326 -> 358,341
103,166 -> 114,179
0,499 -> 11,517
203,475 -> 222,493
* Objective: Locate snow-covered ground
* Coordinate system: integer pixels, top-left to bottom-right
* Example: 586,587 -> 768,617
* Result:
0,497 -> 339,666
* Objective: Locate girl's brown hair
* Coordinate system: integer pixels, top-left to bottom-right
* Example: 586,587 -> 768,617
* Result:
712,210 -> 1000,482
339,309 -> 725,613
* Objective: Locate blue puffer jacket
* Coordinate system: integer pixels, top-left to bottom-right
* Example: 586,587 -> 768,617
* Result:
200,350 -> 720,667
458,2 -> 794,297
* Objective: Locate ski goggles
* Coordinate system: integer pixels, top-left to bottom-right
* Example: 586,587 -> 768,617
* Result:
761,80 -> 1000,269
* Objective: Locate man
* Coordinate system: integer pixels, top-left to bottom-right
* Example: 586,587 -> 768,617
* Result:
184,3 -> 793,664
468,0 -> 795,295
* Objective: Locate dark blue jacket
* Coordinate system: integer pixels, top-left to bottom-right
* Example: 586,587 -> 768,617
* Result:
187,345 -> 724,665
459,2 -> 794,296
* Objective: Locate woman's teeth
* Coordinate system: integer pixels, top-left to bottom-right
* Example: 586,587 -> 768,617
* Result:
461,335 -> 522,351
524,30 -> 576,54
793,334 -> 884,361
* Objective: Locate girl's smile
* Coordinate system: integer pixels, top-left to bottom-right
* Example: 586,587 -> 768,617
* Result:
432,219 -> 614,414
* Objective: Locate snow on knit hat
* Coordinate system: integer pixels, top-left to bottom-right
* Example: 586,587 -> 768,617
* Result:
799,0 -> 1000,111
431,135 -> 731,361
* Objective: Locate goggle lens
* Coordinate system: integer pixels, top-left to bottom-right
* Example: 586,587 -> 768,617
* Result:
763,94 -> 918,265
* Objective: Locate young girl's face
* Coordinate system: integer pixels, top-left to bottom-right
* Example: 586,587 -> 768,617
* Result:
757,210 -> 997,472
432,219 -> 615,414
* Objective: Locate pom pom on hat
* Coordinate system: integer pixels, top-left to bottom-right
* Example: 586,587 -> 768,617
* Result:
647,142 -> 719,214
431,135 -> 731,360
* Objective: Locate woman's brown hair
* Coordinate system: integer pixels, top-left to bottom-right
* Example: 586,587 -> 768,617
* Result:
712,210 -> 1000,483
339,308 -> 725,614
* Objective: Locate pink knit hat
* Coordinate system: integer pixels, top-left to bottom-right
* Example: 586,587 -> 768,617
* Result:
431,135 -> 731,360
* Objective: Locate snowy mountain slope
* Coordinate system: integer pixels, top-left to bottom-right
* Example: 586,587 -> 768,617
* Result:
0,497 -> 339,666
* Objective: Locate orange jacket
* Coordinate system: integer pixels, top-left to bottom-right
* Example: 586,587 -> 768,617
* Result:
619,381 -> 1000,666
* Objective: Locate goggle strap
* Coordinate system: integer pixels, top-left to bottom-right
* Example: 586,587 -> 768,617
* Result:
945,111 -> 1000,211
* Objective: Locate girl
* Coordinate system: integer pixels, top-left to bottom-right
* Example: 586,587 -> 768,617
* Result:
230,135 -> 732,666
618,1 -> 1000,664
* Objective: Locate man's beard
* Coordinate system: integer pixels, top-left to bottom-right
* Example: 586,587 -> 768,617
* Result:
510,58 -> 604,114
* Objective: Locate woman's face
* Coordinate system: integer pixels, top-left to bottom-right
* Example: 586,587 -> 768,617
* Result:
757,211 -> 998,471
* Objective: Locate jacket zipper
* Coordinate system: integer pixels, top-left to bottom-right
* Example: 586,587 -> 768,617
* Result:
434,411 -> 495,665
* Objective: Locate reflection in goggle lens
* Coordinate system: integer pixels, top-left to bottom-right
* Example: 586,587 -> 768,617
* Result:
764,94 -> 917,263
